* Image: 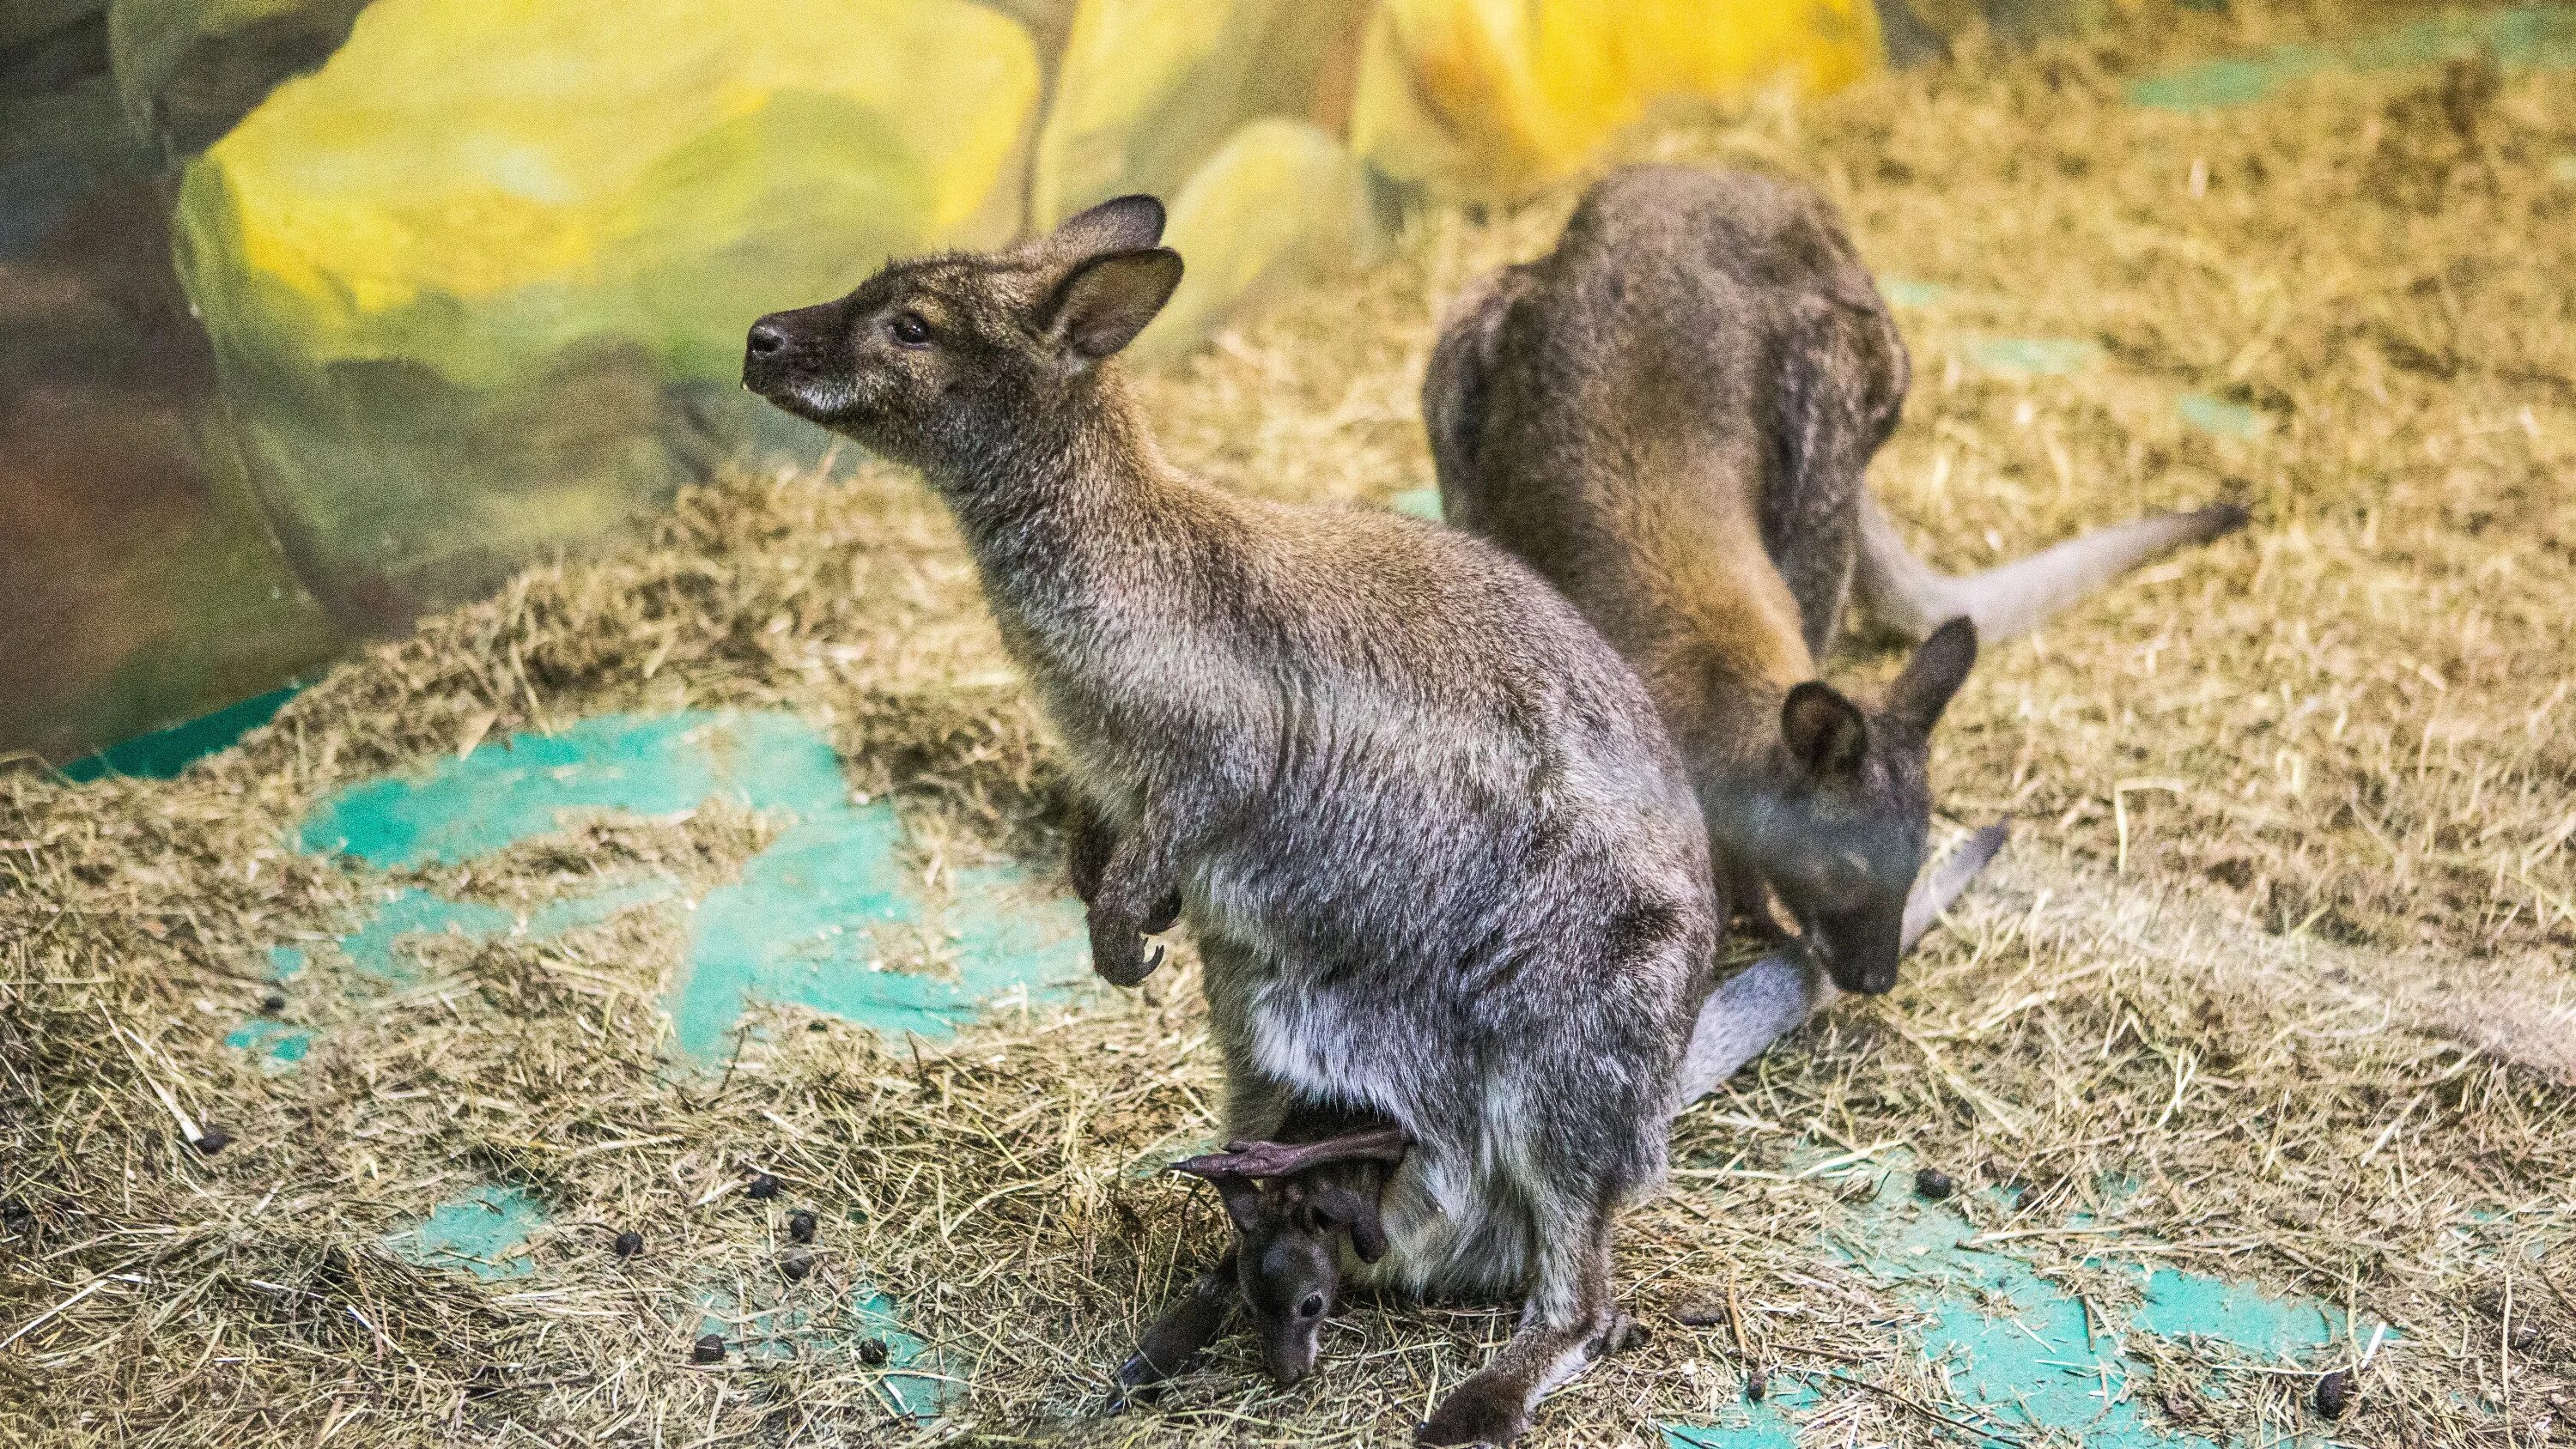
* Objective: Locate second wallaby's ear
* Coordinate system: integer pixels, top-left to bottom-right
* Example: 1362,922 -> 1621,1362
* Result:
1782,682 -> 1868,779
1043,248 -> 1182,362
1047,194 -> 1166,257
1885,616 -> 1978,739
1309,1185 -> 1388,1264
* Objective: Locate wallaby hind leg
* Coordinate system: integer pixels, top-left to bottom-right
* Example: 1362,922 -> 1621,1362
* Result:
1416,1196 -> 1620,1446
1855,492 -> 2247,646
1112,1247 -> 1238,1404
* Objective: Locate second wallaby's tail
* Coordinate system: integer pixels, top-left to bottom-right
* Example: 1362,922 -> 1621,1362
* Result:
1854,493 -> 2248,646
1671,822 -> 2008,1108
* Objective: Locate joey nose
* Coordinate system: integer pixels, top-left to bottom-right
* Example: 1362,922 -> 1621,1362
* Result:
746,319 -> 787,356
742,317 -> 793,394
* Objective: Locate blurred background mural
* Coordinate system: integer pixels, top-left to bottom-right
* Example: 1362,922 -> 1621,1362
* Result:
5,0 -> 2057,765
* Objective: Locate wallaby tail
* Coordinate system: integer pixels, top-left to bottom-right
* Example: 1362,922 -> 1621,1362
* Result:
1854,493 -> 2248,646
1670,822 -> 2008,1107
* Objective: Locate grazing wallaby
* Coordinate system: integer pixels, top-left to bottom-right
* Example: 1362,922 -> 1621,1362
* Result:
1123,820 -> 2007,1398
1425,166 -> 2244,995
744,195 -> 1717,1446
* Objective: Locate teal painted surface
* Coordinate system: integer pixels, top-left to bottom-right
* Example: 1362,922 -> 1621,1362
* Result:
2178,391 -> 2263,440
60,683 -> 303,784
286,710 -> 1090,1057
693,1279 -> 947,1416
1662,1376 -> 1818,1448
2129,5 -> 2576,110
389,1185 -> 548,1281
224,1017 -> 312,1065
1390,487 -> 1444,521
1665,1152 -> 2376,1448
1965,336 -> 2101,378
1882,276 -> 1953,308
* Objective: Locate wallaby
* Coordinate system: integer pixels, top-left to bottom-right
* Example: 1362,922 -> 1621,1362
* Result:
1425,166 -> 2244,994
745,196 -> 1718,1446
1119,820 -> 2006,1398
1121,1104 -> 1408,1392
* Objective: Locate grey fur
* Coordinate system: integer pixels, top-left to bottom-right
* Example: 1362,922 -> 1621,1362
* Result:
744,195 -> 1716,1446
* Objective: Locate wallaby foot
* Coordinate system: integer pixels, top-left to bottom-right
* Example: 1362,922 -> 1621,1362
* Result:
1415,1317 -> 1602,1446
1110,1253 -> 1237,1407
1173,1124 -> 1411,1181
1086,816 -> 1186,986
1591,1311 -> 1648,1358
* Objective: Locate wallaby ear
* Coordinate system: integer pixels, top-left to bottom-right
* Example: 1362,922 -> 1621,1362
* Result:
1884,615 -> 1978,739
1043,248 -> 1182,361
1208,1173 -> 1267,1235
1309,1185 -> 1388,1264
1047,194 -> 1166,258
1782,681 -> 1868,780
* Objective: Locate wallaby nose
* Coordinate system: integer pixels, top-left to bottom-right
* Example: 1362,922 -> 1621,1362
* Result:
745,319 -> 788,357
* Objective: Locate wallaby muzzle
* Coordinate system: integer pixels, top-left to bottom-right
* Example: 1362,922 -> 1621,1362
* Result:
741,301 -> 845,421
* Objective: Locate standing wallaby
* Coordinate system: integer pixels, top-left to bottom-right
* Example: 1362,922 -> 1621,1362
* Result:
1426,167 -> 2244,994
745,196 -> 1717,1446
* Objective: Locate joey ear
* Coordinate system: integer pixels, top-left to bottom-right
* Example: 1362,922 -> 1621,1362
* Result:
1047,194 -> 1166,257
1207,1173 -> 1267,1235
1309,1185 -> 1388,1264
1884,616 -> 1978,739
1043,248 -> 1182,361
1782,681 -> 1868,779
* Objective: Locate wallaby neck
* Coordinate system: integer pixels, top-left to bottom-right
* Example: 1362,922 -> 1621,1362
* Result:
926,367 -> 1196,652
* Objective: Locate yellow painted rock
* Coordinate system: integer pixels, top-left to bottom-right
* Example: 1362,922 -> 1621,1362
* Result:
1134,116 -> 1372,360
171,0 -> 1040,629
1350,0 -> 1884,198
1029,0 -> 1372,227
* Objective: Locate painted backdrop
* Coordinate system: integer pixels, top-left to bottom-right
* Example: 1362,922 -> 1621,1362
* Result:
3,0 -> 1996,763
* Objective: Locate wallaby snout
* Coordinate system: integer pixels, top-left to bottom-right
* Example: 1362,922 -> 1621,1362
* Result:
741,300 -> 847,424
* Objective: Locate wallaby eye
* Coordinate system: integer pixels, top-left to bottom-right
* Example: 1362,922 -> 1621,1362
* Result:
890,311 -> 932,347
1297,1294 -> 1325,1319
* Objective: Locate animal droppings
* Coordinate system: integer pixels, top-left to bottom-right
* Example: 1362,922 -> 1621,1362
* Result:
193,1126 -> 233,1155
779,1246 -> 812,1281
746,1173 -> 781,1200
1745,1367 -> 1768,1402
787,1209 -> 817,1244
692,1334 -> 726,1364
858,1336 -> 890,1366
2316,1368 -> 2350,1419
260,991 -> 288,1013
1914,1167 -> 1954,1201
612,1230 -> 642,1258
1674,1302 -> 1728,1327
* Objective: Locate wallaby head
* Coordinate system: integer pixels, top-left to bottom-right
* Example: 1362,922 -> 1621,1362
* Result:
1740,616 -> 1978,995
742,195 -> 1182,476
1196,1170 -> 1388,1387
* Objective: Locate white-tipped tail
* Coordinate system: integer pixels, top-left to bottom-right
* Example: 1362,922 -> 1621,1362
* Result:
1856,493 -> 2248,646
1672,822 -> 2008,1107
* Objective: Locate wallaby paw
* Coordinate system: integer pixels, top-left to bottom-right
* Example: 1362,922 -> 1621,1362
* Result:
1416,1380 -> 1529,1447
1142,890 -> 1183,936
1086,913 -> 1164,987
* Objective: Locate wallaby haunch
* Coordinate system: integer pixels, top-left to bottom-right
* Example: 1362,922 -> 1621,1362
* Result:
745,196 -> 1716,1445
1427,167 -> 2244,997
1124,820 -> 2006,1397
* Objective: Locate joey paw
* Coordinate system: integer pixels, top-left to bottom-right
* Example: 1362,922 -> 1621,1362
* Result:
1416,1380 -> 1528,1447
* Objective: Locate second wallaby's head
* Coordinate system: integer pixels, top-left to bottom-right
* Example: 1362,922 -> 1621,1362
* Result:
742,195 -> 1182,478
1741,617 -> 1978,996
1201,1171 -> 1387,1388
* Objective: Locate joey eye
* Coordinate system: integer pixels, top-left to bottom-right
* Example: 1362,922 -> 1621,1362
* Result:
889,311 -> 932,346
1297,1294 -> 1325,1319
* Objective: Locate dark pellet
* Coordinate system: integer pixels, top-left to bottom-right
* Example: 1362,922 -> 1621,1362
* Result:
193,1126 -> 233,1155
1745,1367 -> 1767,1402
261,991 -> 288,1014
1674,1302 -> 1728,1327
613,1230 -> 643,1258
1914,1167 -> 1954,1201
787,1210 -> 817,1245
859,1337 -> 890,1367
2315,1369 -> 2349,1419
746,1173 -> 781,1200
693,1334 -> 726,1364
779,1247 -> 812,1282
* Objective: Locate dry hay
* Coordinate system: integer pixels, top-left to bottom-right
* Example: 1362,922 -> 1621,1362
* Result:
5,3 -> 2575,1445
